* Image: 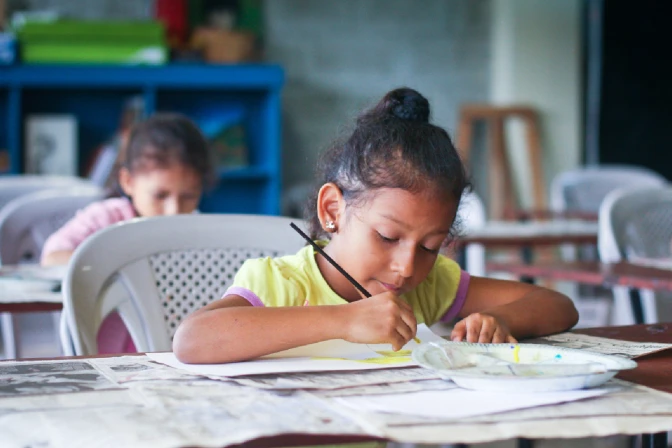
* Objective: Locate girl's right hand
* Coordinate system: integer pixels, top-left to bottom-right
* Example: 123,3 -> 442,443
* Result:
342,292 -> 417,351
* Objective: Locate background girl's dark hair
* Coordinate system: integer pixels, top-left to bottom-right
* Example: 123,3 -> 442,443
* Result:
306,87 -> 471,241
106,112 -> 215,197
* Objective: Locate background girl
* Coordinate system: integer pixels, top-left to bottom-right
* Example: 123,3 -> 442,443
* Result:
42,112 -> 214,353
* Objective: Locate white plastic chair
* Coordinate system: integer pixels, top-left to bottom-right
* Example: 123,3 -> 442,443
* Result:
458,190 -> 487,276
0,175 -> 93,210
60,214 -> 308,356
0,185 -> 104,265
598,186 -> 672,325
549,165 -> 668,327
0,185 -> 104,359
550,165 -> 667,213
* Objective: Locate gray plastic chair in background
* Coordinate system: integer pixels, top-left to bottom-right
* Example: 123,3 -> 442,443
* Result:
0,185 -> 104,359
549,165 -> 668,327
550,165 -> 667,214
0,175 -> 93,210
598,186 -> 672,325
60,214 -> 308,356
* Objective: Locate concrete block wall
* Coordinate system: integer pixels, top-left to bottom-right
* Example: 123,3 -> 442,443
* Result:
265,0 -> 492,196
12,0 -> 151,20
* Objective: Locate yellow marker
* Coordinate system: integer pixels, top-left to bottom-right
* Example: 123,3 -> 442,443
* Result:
413,337 -> 421,344
513,345 -> 521,363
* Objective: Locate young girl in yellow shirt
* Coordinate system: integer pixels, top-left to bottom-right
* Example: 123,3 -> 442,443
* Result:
174,88 -> 578,364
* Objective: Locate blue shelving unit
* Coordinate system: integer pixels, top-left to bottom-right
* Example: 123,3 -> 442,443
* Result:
0,64 -> 284,214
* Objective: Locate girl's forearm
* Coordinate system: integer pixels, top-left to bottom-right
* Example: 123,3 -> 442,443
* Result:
41,250 -> 73,266
173,305 -> 349,364
483,290 -> 579,339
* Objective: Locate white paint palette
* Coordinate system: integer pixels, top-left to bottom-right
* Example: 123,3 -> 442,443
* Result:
412,341 -> 637,392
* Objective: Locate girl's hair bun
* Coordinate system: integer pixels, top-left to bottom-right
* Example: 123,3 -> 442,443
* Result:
381,87 -> 430,123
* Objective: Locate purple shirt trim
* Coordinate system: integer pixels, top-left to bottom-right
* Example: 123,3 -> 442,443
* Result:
440,270 -> 471,323
224,286 -> 265,307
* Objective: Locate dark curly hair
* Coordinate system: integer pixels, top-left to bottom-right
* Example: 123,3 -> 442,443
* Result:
107,113 -> 215,197
306,87 -> 470,241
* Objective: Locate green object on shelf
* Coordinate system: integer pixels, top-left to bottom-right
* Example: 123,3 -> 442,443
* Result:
22,44 -> 167,65
15,20 -> 168,64
16,20 -> 165,42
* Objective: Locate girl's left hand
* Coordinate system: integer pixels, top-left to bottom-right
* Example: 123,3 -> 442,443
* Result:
450,312 -> 517,344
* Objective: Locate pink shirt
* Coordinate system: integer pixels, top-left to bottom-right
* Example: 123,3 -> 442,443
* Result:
41,197 -> 137,262
42,197 -> 137,355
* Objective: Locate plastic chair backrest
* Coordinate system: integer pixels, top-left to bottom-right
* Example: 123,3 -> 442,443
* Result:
0,175 -> 92,210
598,186 -> 672,263
550,165 -> 667,213
62,214 -> 308,356
0,185 -> 104,264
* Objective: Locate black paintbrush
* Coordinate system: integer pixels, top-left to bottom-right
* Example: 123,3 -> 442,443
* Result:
289,222 -> 372,298
290,222 -> 421,344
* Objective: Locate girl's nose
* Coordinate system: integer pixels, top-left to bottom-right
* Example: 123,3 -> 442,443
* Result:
392,245 -> 415,278
164,198 -> 180,215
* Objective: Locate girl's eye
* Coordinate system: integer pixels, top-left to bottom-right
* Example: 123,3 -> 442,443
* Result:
376,232 -> 398,243
154,192 -> 169,200
421,245 -> 441,255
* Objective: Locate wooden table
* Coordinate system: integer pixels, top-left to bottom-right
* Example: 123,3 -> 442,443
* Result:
0,264 -> 64,313
1,323 -> 671,448
578,323 -> 672,448
487,260 -> 672,325
460,220 -> 598,247
0,301 -> 61,313
234,323 -> 672,447
487,261 -> 672,291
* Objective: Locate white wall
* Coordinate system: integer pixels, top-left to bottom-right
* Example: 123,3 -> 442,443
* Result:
490,0 -> 582,208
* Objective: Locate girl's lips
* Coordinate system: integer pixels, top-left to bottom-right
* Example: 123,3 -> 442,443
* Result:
380,281 -> 402,293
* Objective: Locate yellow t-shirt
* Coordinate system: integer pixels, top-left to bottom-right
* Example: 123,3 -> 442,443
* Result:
225,243 -> 470,326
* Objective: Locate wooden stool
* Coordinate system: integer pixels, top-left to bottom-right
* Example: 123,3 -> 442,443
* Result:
456,105 -> 546,220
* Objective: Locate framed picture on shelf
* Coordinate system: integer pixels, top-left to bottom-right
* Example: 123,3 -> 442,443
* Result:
24,114 -> 78,176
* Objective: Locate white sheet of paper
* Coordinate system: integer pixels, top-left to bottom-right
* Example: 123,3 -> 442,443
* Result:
333,386 -> 611,420
148,324 -> 444,377
0,264 -> 66,281
0,291 -> 62,304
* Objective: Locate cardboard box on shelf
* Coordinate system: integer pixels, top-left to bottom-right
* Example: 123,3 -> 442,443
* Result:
190,27 -> 257,63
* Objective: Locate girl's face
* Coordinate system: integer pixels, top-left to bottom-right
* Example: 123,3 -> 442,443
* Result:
119,163 -> 203,217
321,187 -> 457,302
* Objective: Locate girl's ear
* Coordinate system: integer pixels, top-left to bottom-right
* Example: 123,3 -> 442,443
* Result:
118,167 -> 134,197
317,183 -> 345,233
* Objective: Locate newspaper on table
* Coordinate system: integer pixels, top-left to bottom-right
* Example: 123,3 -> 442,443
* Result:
89,356 -> 206,384
313,378 -> 456,397
0,360 -> 121,397
0,356 -> 376,448
232,366 -> 440,390
2,353 -> 672,448
527,332 -> 672,358
361,380 -> 672,445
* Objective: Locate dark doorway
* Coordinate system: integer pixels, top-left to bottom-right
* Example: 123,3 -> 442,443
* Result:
592,0 -> 672,180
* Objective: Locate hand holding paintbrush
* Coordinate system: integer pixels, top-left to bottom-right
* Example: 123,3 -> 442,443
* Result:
290,222 -> 420,344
